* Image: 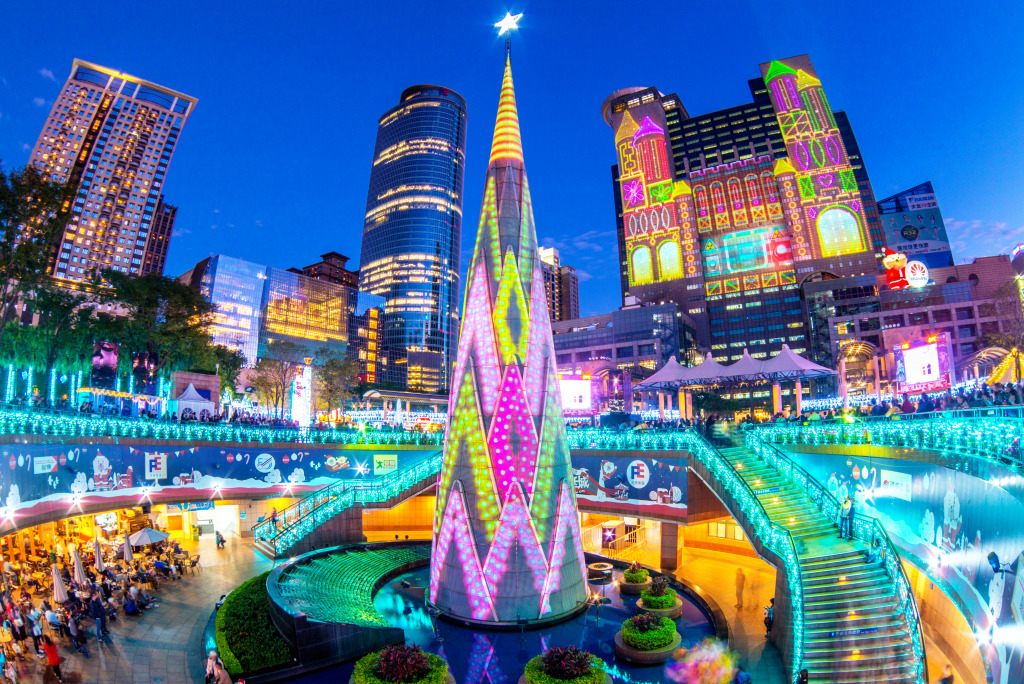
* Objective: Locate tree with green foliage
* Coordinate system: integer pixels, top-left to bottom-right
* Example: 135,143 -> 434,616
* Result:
20,282 -> 95,404
0,163 -> 74,354
249,340 -> 308,417
312,345 -> 360,413
92,269 -> 216,380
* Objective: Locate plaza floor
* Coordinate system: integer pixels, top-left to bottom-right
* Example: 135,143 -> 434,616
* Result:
8,533 -> 272,684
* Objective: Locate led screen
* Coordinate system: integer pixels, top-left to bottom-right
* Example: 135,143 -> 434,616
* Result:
894,333 -> 951,393
91,341 -> 119,390
559,379 -> 593,414
702,226 -> 792,278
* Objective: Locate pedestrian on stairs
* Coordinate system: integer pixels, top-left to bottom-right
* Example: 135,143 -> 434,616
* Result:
763,598 -> 774,638
938,663 -> 954,684
839,495 -> 853,540
796,668 -> 809,684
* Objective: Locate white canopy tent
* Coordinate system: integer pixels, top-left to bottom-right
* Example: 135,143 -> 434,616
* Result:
168,383 -> 215,418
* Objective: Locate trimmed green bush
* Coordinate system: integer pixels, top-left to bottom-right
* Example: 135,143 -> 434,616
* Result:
622,565 -> 647,585
621,614 -> 676,651
640,587 -> 677,610
215,571 -> 295,677
353,650 -> 449,684
524,653 -> 606,684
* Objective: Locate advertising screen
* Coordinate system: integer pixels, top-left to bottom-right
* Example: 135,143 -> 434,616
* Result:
881,206 -> 953,268
91,341 -> 119,390
560,379 -> 593,414
894,333 -> 951,393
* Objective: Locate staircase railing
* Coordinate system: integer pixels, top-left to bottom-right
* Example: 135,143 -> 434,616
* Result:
254,451 -> 442,557
747,432 -> 928,684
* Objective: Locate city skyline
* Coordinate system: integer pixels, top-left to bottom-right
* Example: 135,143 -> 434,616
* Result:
1,2 -> 1022,317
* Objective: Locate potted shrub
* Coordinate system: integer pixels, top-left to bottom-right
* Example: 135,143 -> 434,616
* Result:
613,613 -> 681,665
636,576 -> 684,619
350,644 -> 454,684
520,646 -> 611,684
619,562 -> 651,595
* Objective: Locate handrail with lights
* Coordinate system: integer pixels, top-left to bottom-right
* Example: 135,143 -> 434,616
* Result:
748,435 -> 927,683
253,451 -> 442,557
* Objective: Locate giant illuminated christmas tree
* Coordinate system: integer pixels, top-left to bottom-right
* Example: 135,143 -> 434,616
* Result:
428,45 -> 588,624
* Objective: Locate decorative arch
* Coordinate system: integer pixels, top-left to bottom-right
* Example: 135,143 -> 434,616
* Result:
816,206 -> 866,257
657,240 -> 682,281
630,246 -> 653,285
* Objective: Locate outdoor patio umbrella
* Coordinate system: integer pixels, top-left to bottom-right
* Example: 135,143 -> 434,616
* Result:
70,545 -> 88,586
51,564 -> 68,604
129,527 -> 170,547
93,537 -> 105,573
124,532 -> 134,563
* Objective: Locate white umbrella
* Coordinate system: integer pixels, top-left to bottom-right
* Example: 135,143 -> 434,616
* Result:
93,537 -> 105,573
70,545 -> 88,586
51,564 -> 68,604
129,527 -> 170,547
123,533 -> 133,563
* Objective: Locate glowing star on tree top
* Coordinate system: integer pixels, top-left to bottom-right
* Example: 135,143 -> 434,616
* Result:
494,11 -> 523,36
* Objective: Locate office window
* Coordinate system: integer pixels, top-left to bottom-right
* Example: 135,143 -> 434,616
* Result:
931,309 -> 952,323
909,311 -> 929,326
956,307 -> 975,320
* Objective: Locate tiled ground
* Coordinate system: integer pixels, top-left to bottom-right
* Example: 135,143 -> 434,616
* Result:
7,534 -> 271,684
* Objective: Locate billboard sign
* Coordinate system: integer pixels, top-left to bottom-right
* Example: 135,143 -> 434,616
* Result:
572,452 -> 687,520
559,377 -> 595,416
881,207 -> 951,260
894,333 -> 952,394
91,341 -> 118,390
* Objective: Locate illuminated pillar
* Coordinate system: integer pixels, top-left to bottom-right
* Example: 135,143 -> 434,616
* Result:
666,391 -> 673,416
838,358 -> 849,409
429,49 -> 587,625
677,387 -> 685,421
794,379 -> 802,414
684,389 -> 693,421
640,392 -> 647,411
659,391 -> 665,421
871,355 -> 881,398
772,381 -> 782,414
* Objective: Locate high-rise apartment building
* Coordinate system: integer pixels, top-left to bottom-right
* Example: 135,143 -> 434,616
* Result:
358,85 -> 467,393
140,196 -> 175,275
27,59 -> 196,284
604,55 -> 879,364
538,247 -> 581,322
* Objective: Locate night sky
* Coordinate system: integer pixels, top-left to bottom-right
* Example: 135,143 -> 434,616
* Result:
1,1 -> 1022,316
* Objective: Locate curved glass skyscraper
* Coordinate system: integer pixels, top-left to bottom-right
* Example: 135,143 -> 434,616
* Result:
358,85 -> 467,393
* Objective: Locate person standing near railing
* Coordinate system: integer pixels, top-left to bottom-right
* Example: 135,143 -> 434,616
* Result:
839,495 -> 853,540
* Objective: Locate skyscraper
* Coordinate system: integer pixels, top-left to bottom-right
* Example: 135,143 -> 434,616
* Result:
429,50 -> 587,625
538,247 -> 581,322
140,196 -> 176,276
604,55 -> 878,364
27,59 -> 196,284
358,85 -> 467,393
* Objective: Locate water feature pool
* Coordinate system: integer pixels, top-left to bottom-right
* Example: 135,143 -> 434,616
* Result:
290,565 -> 716,683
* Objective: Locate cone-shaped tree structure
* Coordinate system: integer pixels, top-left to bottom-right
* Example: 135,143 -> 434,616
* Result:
428,50 -> 588,624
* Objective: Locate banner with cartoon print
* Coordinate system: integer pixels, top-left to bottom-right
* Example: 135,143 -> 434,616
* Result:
0,443 -> 437,516
785,447 -> 1024,684
571,453 -> 688,520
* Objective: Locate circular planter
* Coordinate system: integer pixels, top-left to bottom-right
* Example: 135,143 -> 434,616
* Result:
613,630 -> 681,665
618,577 -> 651,595
635,595 -> 684,619
519,674 -> 613,684
350,674 -> 455,684
587,562 -> 613,580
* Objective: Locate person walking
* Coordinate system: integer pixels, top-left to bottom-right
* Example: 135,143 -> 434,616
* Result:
839,495 -> 853,540
735,568 -> 746,608
763,597 -> 774,638
797,668 -> 809,684
41,634 -> 62,682
90,592 -> 109,643
215,531 -> 225,550
938,663 -> 954,684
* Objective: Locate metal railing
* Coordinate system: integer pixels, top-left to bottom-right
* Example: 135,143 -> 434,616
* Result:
253,451 -> 442,557
747,435 -> 927,683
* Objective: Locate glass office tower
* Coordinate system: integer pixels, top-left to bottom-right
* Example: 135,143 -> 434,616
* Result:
358,85 -> 467,393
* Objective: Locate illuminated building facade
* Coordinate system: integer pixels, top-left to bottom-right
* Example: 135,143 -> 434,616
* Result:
140,196 -> 175,275
180,255 -> 383,368
27,59 -> 196,284
538,247 -> 580,322
358,85 -> 467,393
429,52 -> 588,624
604,55 -> 879,365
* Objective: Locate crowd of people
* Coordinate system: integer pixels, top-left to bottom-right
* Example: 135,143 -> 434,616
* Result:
0,538 -> 196,683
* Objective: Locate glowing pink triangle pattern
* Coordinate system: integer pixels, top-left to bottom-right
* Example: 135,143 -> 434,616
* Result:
522,264 -> 550,418
540,480 -> 588,616
482,482 -> 549,601
450,259 -> 501,418
487,364 -> 539,503
429,488 -> 495,621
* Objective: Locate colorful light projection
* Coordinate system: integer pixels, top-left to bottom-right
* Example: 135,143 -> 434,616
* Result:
429,49 -> 588,624
759,55 -> 871,261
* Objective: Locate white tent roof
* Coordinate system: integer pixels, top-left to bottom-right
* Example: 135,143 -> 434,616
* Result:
171,383 -> 215,415
759,344 -> 837,379
722,349 -> 766,381
679,353 -> 731,386
634,356 -> 691,390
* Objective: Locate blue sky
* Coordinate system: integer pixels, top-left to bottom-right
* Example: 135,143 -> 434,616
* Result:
1,1 -> 1022,316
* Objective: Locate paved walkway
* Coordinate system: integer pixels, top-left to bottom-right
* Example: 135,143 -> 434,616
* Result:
9,534 -> 271,684
673,547 -> 786,683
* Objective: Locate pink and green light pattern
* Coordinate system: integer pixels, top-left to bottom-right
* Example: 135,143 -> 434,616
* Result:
429,49 -> 587,623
